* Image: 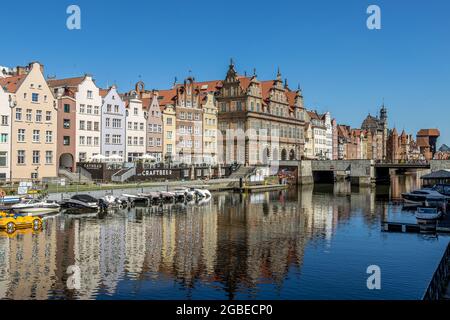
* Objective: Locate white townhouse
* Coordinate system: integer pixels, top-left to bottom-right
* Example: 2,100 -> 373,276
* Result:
0,84 -> 11,181
323,112 -> 333,160
124,92 -> 147,162
100,86 -> 126,159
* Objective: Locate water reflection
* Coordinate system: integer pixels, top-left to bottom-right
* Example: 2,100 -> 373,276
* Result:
0,174 -> 447,300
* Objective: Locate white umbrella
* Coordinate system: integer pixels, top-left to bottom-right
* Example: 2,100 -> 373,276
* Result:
139,154 -> 157,162
90,154 -> 107,162
108,154 -> 123,162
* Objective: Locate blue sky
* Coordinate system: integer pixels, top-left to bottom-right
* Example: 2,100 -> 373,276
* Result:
1,0 -> 449,144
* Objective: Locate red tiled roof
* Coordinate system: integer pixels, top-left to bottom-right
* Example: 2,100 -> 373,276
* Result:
261,80 -> 275,100
237,76 -> 251,91
99,88 -> 109,97
0,75 -> 26,93
47,76 -> 85,89
158,89 -> 177,107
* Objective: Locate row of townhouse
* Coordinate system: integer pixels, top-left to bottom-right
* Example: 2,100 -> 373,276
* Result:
0,62 -> 221,182
0,60 -> 341,182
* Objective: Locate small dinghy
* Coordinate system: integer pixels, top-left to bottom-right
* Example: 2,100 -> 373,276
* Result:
415,207 -> 442,223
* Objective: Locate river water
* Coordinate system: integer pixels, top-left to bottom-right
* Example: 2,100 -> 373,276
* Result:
0,173 -> 448,300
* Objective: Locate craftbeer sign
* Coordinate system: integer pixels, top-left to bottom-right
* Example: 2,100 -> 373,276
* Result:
141,169 -> 173,177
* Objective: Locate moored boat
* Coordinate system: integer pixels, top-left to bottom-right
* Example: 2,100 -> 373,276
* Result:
415,207 -> 442,223
402,188 -> 448,206
11,199 -> 60,216
60,194 -> 99,210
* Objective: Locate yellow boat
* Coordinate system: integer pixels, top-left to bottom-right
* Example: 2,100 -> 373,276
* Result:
0,212 -> 43,234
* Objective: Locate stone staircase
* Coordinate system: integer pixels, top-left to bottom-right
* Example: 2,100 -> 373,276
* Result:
58,168 -> 92,183
111,167 -> 136,183
229,166 -> 256,179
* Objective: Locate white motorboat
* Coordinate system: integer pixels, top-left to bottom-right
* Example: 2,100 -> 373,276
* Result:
122,194 -> 149,205
172,187 -> 195,201
415,207 -> 442,222
12,199 -> 61,216
189,186 -> 212,199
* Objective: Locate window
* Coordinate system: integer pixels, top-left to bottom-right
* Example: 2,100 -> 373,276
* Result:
139,137 -> 144,146
32,93 -> 39,102
46,131 -> 53,143
32,151 -> 40,164
79,104 -> 85,113
63,119 -> 70,129
134,122 -> 138,130
63,136 -> 70,146
167,144 -> 172,153
46,111 -> 51,121
112,135 -> 121,144
26,109 -> 32,122
86,136 -> 92,145
148,124 -> 153,132
158,125 -> 162,133
128,122 -> 132,130
167,131 -> 172,139
134,108 -> 138,116
33,130 -> 40,142
94,137 -> 99,146
1,116 -> 7,126
106,118 -> 111,128
64,104 -> 70,113
16,108 -> 22,121
0,152 -> 7,167
167,118 -> 172,125
46,151 -> 53,164
17,150 -> 25,164
79,153 -> 87,162
36,110 -> 42,122
149,137 -> 154,147
112,119 -> 121,128
128,136 -> 132,145
87,90 -> 93,99
87,105 -> 92,114
79,120 -> 85,130
140,123 -> 144,131
133,137 -> 138,145
194,113 -> 200,121
94,122 -> 99,131
87,121 -> 92,131
18,129 -> 25,142
105,134 -> 110,144
107,104 -> 112,112
79,136 -> 85,145
114,105 -> 119,113
156,138 -> 161,146
94,106 -> 99,115
0,134 -> 7,143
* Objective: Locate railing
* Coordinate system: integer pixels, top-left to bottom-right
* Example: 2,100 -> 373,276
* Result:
78,167 -> 93,181
422,241 -> 450,300
112,167 -> 136,183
